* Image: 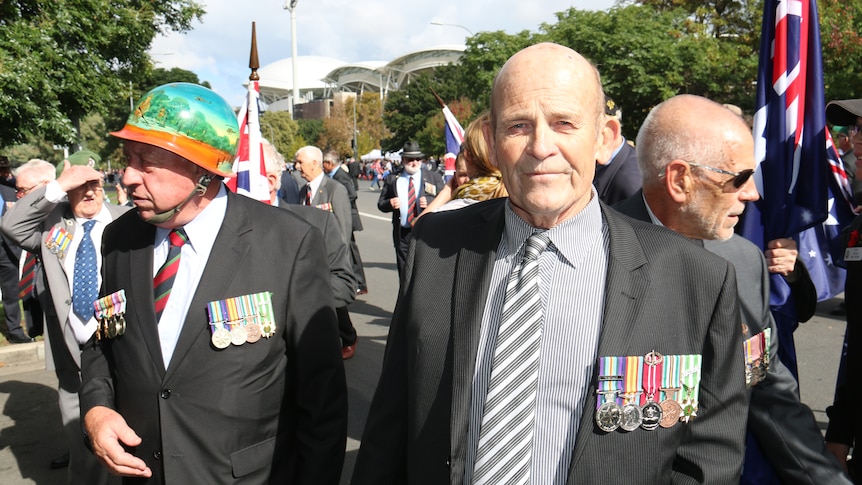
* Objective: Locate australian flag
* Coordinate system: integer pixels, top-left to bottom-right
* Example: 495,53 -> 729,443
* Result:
740,1 -> 855,481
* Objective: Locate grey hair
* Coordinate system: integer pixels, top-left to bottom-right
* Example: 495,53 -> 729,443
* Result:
14,159 -> 56,182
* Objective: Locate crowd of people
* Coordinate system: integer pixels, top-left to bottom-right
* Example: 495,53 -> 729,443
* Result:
0,41 -> 861,484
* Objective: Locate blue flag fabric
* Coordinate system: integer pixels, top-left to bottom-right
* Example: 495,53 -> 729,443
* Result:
740,1 -> 854,481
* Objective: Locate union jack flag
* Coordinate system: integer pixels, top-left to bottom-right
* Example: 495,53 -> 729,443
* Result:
442,105 -> 464,179
226,79 -> 270,204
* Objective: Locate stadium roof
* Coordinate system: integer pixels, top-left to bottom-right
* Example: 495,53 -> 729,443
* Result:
253,46 -> 465,111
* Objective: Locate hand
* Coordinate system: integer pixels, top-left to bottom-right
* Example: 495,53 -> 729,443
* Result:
115,184 -> 128,205
825,441 -> 850,474
418,196 -> 428,209
390,197 -> 401,210
57,160 -> 103,193
765,238 -> 798,279
84,406 -> 152,478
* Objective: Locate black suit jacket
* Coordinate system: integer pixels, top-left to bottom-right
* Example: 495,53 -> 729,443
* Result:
614,192 -> 850,484
376,168 -> 444,237
594,142 -> 641,205
331,167 -> 363,231
80,189 -> 347,484
353,197 -> 747,484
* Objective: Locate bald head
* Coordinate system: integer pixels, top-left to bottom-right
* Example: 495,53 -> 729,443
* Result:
490,43 -> 605,129
636,94 -> 759,240
483,42 -> 617,229
637,95 -> 752,188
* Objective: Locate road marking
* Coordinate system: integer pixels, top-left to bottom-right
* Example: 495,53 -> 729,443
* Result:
359,211 -> 391,222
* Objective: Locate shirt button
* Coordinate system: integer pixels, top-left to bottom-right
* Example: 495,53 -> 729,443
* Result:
160,389 -> 171,399
153,450 -> 162,460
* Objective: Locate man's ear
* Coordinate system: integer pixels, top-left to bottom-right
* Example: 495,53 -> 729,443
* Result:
483,117 -> 498,169
666,160 -> 693,203
596,116 -> 621,165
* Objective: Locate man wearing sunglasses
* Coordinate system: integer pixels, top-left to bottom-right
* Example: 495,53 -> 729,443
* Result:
615,94 -> 848,484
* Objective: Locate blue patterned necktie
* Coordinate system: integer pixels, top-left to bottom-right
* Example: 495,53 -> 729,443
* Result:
72,220 -> 98,321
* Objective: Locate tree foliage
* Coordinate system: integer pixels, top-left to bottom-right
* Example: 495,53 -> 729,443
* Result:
319,92 -> 389,159
544,5 -> 758,138
260,111 -> 300,161
0,0 -> 205,147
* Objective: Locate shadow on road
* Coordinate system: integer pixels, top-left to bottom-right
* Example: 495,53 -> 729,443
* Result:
0,380 -> 66,484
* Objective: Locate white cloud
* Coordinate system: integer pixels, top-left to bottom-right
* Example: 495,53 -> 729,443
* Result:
148,0 -> 615,107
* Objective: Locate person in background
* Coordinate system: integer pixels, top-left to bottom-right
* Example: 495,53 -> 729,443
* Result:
615,94 -> 848,485
593,95 -> 641,205
2,153 -> 128,484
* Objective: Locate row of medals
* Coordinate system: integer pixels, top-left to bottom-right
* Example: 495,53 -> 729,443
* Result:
211,318 -> 271,349
96,314 -> 126,340
595,389 -> 694,433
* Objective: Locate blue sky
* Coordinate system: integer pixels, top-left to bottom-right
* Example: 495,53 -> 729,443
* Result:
149,0 -> 616,107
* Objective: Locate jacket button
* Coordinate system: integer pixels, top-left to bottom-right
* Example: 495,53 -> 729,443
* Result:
160,389 -> 171,399
153,450 -> 162,460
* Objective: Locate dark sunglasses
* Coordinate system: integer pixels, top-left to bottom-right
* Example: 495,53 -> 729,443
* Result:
686,161 -> 755,189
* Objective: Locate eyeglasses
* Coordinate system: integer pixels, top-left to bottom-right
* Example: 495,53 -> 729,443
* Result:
15,185 -> 38,195
686,161 -> 755,188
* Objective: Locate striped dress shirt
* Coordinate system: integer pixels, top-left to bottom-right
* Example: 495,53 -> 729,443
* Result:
464,195 -> 608,484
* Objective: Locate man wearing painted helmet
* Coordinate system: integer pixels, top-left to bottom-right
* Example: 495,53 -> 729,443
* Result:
79,83 -> 347,484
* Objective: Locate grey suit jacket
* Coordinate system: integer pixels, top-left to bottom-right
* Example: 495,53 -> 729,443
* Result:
307,176 -> 352,247
614,191 -> 850,484
79,189 -> 347,484
278,200 -> 356,306
353,197 -> 747,484
0,185 -> 129,392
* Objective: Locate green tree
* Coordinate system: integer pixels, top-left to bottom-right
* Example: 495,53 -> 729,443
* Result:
820,0 -> 862,102
260,111 -> 301,160
0,0 -> 205,146
296,119 -> 324,148
544,5 -> 757,139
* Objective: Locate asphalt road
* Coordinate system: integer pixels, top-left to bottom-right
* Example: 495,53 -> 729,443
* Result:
0,186 -> 850,484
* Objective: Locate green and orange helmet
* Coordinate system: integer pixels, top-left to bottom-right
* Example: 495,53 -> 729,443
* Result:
111,82 -> 239,177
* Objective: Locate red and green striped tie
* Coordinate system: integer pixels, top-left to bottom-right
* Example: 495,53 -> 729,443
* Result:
153,228 -> 188,321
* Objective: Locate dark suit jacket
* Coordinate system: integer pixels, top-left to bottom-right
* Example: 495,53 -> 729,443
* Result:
353,197 -> 747,484
278,170 -> 301,205
306,176 -> 352,247
331,167 -> 363,231
594,142 -> 641,205
614,192 -> 850,484
376,168 -> 444,239
277,200 -> 356,306
80,189 -> 347,484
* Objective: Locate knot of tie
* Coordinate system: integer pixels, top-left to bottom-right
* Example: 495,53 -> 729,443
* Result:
523,232 -> 550,262
82,219 -> 96,235
168,228 -> 188,248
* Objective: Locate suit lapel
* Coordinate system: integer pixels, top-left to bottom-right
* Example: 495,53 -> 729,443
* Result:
450,201 -> 505,478
569,206 -> 650,475
164,193 -> 252,378
117,217 -> 167,376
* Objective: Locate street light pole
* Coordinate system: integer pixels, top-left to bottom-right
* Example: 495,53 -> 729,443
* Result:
430,21 -> 474,37
352,94 -> 358,160
284,0 -> 300,116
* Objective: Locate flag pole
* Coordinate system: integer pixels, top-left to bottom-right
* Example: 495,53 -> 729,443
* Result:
249,22 -> 260,81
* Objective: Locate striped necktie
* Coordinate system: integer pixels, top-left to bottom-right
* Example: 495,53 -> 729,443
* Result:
72,220 -> 99,321
473,232 -> 551,485
305,184 -> 312,205
18,251 -> 38,299
153,228 -> 188,321
406,177 -> 417,226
